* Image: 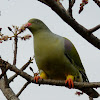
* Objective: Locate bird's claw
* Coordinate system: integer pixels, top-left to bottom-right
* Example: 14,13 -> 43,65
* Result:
34,76 -> 42,83
65,78 -> 74,89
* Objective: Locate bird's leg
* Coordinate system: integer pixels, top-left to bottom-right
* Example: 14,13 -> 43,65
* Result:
40,71 -> 48,79
33,71 -> 47,83
65,75 -> 74,88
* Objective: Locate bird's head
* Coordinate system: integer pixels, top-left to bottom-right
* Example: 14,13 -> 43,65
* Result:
24,18 -> 49,34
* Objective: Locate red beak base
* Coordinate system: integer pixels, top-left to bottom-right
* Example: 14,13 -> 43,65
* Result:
24,22 -> 32,28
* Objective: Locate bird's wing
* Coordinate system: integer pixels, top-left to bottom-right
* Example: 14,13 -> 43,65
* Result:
64,38 -> 89,82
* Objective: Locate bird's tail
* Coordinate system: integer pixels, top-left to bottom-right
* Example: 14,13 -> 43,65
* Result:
81,88 -> 99,98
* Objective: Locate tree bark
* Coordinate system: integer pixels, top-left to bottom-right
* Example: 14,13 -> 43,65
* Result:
0,79 -> 19,100
38,0 -> 100,49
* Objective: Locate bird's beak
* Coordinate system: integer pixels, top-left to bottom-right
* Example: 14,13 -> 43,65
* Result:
24,22 -> 32,28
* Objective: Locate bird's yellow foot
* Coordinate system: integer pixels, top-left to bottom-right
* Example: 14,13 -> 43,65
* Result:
34,76 -> 42,83
65,78 -> 74,88
65,75 -> 74,89
33,71 -> 47,83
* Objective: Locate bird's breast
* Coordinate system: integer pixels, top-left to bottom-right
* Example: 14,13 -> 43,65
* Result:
34,36 -> 66,76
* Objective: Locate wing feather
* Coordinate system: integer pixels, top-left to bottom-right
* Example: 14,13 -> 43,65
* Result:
64,38 -> 88,82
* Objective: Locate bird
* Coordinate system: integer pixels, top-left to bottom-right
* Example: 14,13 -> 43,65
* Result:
24,18 -> 99,98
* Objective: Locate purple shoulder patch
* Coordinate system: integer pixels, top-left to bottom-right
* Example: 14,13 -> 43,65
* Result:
64,38 -> 73,51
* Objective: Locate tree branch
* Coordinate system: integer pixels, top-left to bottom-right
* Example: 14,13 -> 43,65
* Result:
88,24 -> 100,34
89,96 -> 93,100
16,81 -> 30,97
0,58 -> 100,98
9,57 -> 33,83
38,0 -> 50,6
67,0 -> 76,17
93,0 -> 100,7
13,35 -> 18,65
0,67 -> 8,79
0,78 -> 19,100
38,0 -> 100,49
4,73 -> 9,88
0,59 -> 9,88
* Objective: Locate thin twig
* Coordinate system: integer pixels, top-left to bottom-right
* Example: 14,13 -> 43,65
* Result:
16,81 -> 30,97
13,35 -> 18,65
68,0 -> 73,17
9,57 -> 33,83
71,0 -> 76,7
67,0 -> 76,17
88,24 -> 100,34
8,27 -> 15,34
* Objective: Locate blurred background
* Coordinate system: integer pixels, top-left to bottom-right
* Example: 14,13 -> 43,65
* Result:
0,0 -> 100,100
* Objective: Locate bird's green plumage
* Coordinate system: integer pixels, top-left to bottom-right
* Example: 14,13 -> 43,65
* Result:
64,38 -> 88,82
28,19 -> 84,81
27,18 -> 99,98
